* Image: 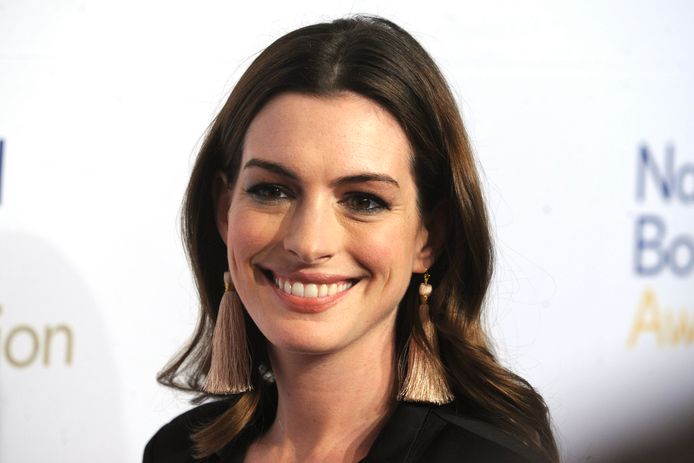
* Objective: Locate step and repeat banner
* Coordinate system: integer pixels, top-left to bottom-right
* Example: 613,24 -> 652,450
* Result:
1,1 -> 692,462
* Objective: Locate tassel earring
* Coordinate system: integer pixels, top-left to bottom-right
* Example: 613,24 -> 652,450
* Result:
398,269 -> 454,404
204,271 -> 253,394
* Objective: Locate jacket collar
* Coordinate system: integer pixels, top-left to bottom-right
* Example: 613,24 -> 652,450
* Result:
216,402 -> 448,463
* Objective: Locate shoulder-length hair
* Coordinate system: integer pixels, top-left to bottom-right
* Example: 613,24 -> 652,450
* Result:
158,15 -> 558,462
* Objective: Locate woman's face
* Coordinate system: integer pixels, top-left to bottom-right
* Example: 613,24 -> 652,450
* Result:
216,91 -> 435,357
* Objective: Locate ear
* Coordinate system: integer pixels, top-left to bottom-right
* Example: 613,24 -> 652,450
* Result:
213,171 -> 232,245
412,201 -> 447,274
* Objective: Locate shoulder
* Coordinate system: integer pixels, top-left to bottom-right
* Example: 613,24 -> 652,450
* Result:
422,406 -> 550,463
368,402 -> 551,463
143,399 -> 232,463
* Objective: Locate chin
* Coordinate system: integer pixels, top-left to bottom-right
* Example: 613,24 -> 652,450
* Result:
265,328 -> 347,356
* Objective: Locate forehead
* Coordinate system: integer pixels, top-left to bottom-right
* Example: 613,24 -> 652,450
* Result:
242,92 -> 413,177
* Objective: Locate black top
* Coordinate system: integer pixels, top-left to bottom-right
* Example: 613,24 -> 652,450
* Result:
144,400 -> 549,462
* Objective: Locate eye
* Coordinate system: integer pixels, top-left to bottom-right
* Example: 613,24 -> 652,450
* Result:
245,183 -> 293,202
341,193 -> 390,213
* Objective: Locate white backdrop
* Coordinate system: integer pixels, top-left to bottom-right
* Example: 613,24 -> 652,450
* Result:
1,1 -> 692,462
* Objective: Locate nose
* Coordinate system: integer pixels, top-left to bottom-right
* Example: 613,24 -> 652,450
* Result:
282,194 -> 339,264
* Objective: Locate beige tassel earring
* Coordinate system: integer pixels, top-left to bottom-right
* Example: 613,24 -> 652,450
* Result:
398,269 -> 454,404
204,271 -> 253,394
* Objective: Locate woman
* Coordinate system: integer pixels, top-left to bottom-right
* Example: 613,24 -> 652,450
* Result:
145,15 -> 559,463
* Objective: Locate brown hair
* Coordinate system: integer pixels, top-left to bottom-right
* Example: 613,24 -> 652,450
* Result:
158,15 -> 558,461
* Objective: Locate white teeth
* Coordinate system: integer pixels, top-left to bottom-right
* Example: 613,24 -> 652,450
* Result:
272,275 -> 354,299
305,283 -> 318,297
291,282 -> 304,297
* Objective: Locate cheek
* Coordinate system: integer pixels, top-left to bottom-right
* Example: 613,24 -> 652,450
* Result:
349,217 -> 419,283
226,207 -> 281,269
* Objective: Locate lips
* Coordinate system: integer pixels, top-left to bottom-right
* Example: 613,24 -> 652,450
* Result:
261,269 -> 359,312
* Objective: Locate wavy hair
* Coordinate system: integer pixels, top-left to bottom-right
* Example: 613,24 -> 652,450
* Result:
157,15 -> 558,462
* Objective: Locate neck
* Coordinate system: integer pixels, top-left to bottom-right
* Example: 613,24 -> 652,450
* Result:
261,325 -> 397,462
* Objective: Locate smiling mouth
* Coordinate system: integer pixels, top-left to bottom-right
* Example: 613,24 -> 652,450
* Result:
261,269 -> 357,299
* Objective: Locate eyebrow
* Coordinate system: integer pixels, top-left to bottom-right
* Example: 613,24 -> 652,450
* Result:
243,158 -> 400,188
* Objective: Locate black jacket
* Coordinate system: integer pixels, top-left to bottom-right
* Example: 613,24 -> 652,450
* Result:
144,400 -> 549,462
